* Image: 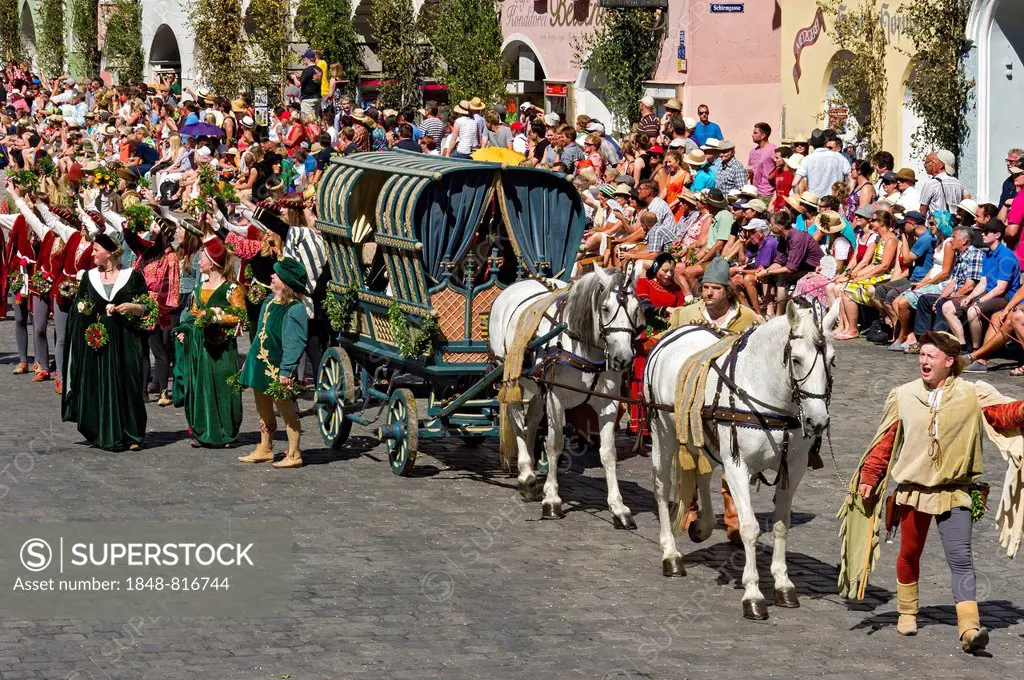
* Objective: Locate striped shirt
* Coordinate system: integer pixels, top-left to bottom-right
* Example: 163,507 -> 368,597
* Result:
918,173 -> 965,216
418,116 -> 444,145
284,226 -> 328,318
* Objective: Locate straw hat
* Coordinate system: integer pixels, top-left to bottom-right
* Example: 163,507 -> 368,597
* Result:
350,108 -> 372,124
454,100 -> 470,115
738,184 -> 759,199
678,188 -> 698,206
683,149 -> 706,167
785,153 -> 805,171
785,190 -> 819,212
613,183 -> 633,197
700,138 -> 721,152
817,210 -> 846,234
121,190 -> 142,208
231,98 -> 247,114
469,97 -> 486,111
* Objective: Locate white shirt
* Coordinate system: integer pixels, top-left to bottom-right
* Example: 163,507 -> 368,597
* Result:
703,304 -> 739,329
893,185 -> 921,211
452,116 -> 478,155
796,148 -> 851,198
512,133 -> 528,155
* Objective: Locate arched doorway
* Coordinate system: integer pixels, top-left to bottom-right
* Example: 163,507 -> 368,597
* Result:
502,36 -> 547,114
149,24 -> 182,86
974,0 -> 1024,200
823,50 -> 870,146
19,4 -> 36,64
575,67 -> 614,133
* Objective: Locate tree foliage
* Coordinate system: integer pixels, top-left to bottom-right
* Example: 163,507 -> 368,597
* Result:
428,0 -> 507,105
71,0 -> 99,77
817,0 -> 888,152
0,0 -> 21,62
895,0 -> 974,159
38,0 -> 65,74
244,0 -> 291,89
187,0 -> 249,94
573,9 -> 662,130
104,0 -> 144,84
295,0 -> 362,87
371,0 -> 432,109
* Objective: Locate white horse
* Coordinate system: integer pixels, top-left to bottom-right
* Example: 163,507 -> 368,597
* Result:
645,300 -> 839,619
489,267 -> 642,527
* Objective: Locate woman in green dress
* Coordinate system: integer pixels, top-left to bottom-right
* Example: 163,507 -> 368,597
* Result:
238,257 -> 308,469
174,236 -> 245,448
62,233 -> 151,451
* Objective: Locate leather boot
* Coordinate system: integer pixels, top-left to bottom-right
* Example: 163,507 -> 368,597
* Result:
722,477 -> 741,545
272,420 -> 303,469
955,600 -> 989,653
896,581 -> 918,636
238,430 -> 274,463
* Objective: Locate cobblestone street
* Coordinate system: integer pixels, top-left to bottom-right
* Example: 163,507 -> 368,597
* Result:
1,320 -> 1023,679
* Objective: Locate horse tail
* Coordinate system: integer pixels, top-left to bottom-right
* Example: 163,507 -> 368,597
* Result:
498,400 -> 517,472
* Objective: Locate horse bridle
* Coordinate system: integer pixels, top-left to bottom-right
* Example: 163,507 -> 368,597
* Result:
782,325 -> 834,436
597,284 -> 643,361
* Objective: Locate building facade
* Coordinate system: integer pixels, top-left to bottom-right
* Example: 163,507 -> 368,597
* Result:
501,0 -> 782,160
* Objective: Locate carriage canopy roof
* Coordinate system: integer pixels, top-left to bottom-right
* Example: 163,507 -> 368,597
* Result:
317,152 -> 586,282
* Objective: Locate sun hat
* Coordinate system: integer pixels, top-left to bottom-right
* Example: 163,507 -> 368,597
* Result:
613,183 -> 632,197
469,97 -> 486,111
679,188 -> 698,206
739,184 -> 758,199
817,211 -> 846,234
240,115 -> 254,127
717,140 -> 736,151
684,149 -> 706,167
231,98 -> 247,113
274,257 -> 308,294
665,98 -> 682,112
638,95 -> 654,108
1010,159 -> 1024,176
682,117 -> 697,130
741,198 -> 767,214
453,100 -> 470,115
785,190 -> 818,212
703,188 -> 728,209
543,112 -> 560,126
747,217 -> 770,233
956,198 -> 979,215
853,204 -> 876,220
895,168 -> 917,182
350,108 -> 371,122
703,256 -> 731,286
700,138 -> 721,152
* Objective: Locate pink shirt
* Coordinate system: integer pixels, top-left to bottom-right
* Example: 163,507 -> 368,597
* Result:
748,142 -> 776,195
1010,189 -> 1024,268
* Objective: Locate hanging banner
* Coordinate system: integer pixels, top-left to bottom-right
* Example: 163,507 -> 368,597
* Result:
792,8 -> 826,94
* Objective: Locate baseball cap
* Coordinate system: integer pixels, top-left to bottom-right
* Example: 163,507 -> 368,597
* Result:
586,121 -> 605,134
880,171 -> 898,184
982,219 -> 1006,234
648,145 -> 664,155
543,112 -> 560,127
303,49 -> 315,59
1010,159 -> 1024,175
510,121 -> 524,133
903,210 -> 926,225
742,199 -> 768,214
747,218 -> 770,232
854,204 -> 875,219
638,95 -> 654,108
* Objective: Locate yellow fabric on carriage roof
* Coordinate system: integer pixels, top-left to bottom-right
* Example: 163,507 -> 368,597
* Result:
497,285 -> 571,470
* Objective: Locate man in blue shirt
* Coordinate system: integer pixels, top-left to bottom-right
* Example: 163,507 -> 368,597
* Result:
692,104 -> 723,147
941,219 -> 1020,350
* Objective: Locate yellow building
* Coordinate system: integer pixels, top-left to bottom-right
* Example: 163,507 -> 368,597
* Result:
782,0 -> 925,175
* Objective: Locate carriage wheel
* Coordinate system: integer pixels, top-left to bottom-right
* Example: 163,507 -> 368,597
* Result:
381,388 -> 418,476
316,347 -> 355,449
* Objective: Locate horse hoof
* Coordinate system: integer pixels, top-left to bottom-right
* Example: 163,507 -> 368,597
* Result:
774,587 -> 800,608
661,556 -> 686,577
517,477 -> 541,502
613,513 -> 637,530
541,502 -> 564,519
742,599 -> 769,621
687,520 -> 712,544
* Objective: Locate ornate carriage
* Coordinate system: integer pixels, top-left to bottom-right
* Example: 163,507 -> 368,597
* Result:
314,152 -> 585,474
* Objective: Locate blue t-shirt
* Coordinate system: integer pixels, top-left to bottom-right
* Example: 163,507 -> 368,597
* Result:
794,213 -> 816,236
690,167 -> 715,192
304,155 -> 317,174
981,242 -> 1021,297
693,121 -> 723,147
908,229 -> 935,282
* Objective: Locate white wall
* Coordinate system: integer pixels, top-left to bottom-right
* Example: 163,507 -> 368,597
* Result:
986,1 -> 1024,201
141,0 -> 195,86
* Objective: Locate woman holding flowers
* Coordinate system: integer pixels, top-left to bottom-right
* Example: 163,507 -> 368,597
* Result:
238,257 -> 308,469
62,233 -> 150,452
174,237 -> 245,448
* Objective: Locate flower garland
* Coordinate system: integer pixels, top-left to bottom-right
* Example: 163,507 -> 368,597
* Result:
8,170 -> 40,194
970,488 -> 987,523
325,284 -> 359,332
122,204 -> 155,234
246,282 -> 268,306
57,279 -> 78,300
35,154 -> 57,177
388,302 -> 439,359
30,271 -> 53,296
226,370 -> 244,393
85,322 -> 109,350
132,294 -> 159,331
92,167 -> 117,192
7,271 -> 25,294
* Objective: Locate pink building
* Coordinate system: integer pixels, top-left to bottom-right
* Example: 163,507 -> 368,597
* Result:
500,0 -> 781,160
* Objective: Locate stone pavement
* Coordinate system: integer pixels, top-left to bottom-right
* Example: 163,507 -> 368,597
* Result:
0,318 -> 1023,679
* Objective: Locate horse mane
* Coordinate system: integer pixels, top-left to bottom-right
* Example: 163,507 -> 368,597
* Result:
565,270 -> 622,346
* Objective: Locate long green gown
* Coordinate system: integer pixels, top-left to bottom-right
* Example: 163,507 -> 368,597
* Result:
173,281 -> 244,446
239,298 -> 308,393
62,268 -> 149,451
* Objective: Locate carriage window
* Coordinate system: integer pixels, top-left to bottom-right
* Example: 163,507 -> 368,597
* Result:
364,246 -> 389,294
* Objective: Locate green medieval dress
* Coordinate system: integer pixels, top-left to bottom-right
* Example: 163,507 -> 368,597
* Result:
239,297 -> 308,393
174,281 -> 245,446
62,268 -> 149,451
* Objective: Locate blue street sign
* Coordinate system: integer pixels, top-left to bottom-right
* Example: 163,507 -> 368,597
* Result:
710,3 -> 744,12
